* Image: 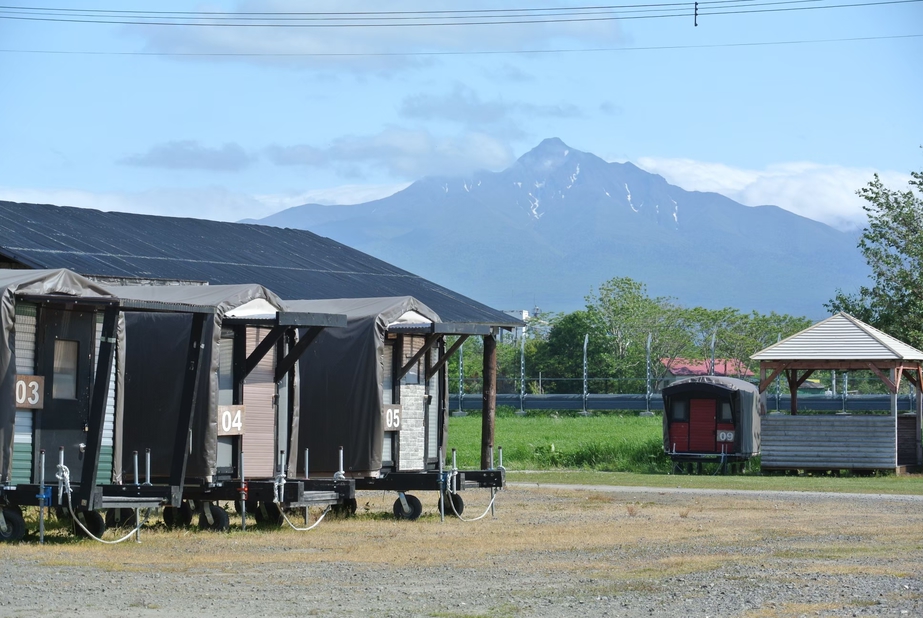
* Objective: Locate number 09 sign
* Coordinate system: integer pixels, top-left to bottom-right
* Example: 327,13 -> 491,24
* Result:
217,405 -> 245,436
15,375 -> 44,409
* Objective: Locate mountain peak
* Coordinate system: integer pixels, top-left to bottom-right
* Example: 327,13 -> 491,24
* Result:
515,137 -> 578,172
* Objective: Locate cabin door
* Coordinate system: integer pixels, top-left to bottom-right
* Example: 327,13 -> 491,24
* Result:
35,308 -> 95,483
689,398 -> 717,452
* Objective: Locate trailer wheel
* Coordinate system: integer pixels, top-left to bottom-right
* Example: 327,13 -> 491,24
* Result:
0,508 -> 26,542
162,501 -> 194,528
105,508 -> 137,529
198,504 -> 230,532
392,494 -> 423,521
332,497 -> 358,517
441,492 -> 465,516
73,510 -> 106,539
253,502 -> 283,527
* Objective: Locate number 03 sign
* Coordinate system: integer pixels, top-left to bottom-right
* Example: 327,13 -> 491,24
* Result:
15,375 -> 44,409
217,405 -> 245,436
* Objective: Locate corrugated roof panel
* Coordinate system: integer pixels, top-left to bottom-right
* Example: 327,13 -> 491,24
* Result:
752,313 -> 923,360
0,201 -> 522,327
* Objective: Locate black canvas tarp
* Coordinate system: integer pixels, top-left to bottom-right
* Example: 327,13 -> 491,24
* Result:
0,268 -> 117,482
283,296 -> 440,476
110,283 -> 286,481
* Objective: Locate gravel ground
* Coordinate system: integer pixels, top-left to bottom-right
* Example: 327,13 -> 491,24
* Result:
1,483 -> 921,617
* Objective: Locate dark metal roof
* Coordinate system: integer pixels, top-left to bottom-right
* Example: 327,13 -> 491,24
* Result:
0,200 -> 522,328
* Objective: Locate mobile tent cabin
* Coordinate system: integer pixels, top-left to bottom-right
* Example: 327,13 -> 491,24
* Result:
286,297 -> 504,520
662,376 -> 762,473
111,283 -> 351,529
0,269 -> 211,540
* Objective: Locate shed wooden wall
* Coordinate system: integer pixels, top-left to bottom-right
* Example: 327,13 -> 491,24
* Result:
761,415 -> 900,470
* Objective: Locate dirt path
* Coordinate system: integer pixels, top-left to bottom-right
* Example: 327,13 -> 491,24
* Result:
1,484 -> 921,617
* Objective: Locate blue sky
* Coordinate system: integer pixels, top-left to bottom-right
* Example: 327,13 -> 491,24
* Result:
1,1 -> 920,229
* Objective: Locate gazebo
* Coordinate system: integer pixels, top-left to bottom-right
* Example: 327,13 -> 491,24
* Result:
752,312 -> 923,473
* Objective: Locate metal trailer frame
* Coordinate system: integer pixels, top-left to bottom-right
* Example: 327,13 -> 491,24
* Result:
0,292 -> 213,541
112,287 -> 355,531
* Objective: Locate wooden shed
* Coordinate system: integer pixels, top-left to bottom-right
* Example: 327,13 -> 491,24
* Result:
752,312 -> 923,473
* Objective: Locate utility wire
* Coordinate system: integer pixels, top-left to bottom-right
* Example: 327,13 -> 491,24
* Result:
1,33 -> 918,58
0,0 -> 917,27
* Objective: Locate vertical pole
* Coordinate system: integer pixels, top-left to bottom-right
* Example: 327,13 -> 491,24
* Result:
710,330 -> 717,376
456,341 -> 465,417
891,368 -> 899,469
582,333 -> 589,416
518,329 -> 525,415
480,332 -> 497,469
645,332 -> 652,415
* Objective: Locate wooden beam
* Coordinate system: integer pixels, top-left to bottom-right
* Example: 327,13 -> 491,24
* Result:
759,362 -> 790,392
274,326 -> 323,383
793,369 -> 816,389
426,334 -> 468,381
481,333 -> 497,469
396,334 -> 440,382
759,359 -> 907,371
243,324 -> 287,379
866,362 -> 897,393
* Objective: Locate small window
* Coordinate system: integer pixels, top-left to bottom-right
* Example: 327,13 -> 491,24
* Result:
671,400 -> 688,422
217,335 -> 234,406
719,402 -> 733,422
53,339 -> 79,399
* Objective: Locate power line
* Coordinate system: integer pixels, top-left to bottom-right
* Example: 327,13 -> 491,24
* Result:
0,0 -> 918,27
1,33 -> 918,58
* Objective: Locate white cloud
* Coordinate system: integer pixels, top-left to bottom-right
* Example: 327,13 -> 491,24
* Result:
267,128 -> 514,178
633,157 -> 911,231
120,141 -> 255,171
130,0 -> 625,72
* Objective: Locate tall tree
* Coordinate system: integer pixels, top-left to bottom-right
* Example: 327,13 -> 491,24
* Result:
585,277 -> 691,391
827,169 -> 923,348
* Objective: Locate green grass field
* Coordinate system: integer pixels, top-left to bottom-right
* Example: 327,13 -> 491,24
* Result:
447,411 -> 668,472
446,411 -> 923,495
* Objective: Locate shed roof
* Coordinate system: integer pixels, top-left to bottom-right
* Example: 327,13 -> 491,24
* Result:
0,200 -> 521,328
751,312 -> 923,361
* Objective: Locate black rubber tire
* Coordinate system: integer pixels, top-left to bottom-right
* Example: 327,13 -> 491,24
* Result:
198,504 -> 230,532
162,501 -> 194,528
105,508 -> 137,529
0,508 -> 26,542
253,502 -> 283,527
332,497 -> 358,517
234,499 -> 258,516
73,510 -> 106,539
392,494 -> 423,521
442,492 -> 465,516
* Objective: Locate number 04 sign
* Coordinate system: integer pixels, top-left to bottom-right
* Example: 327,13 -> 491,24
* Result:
217,405 -> 245,436
15,375 -> 44,409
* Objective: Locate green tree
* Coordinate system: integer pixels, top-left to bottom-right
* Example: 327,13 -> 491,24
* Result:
827,168 -> 923,348
585,277 -> 691,392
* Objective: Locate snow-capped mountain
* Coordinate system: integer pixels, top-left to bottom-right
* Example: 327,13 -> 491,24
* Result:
248,138 -> 868,318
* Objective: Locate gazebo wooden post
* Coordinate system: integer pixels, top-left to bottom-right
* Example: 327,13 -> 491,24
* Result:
787,369 -> 798,415
481,331 -> 497,469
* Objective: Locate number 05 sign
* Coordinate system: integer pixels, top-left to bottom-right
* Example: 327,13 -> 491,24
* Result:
15,375 -> 44,409
383,405 -> 402,432
217,405 -> 245,436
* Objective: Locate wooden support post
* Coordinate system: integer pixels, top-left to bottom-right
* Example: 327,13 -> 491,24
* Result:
481,332 -> 497,470
786,369 -> 798,415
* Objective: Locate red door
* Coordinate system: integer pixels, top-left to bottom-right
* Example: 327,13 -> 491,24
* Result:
689,399 -> 717,453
